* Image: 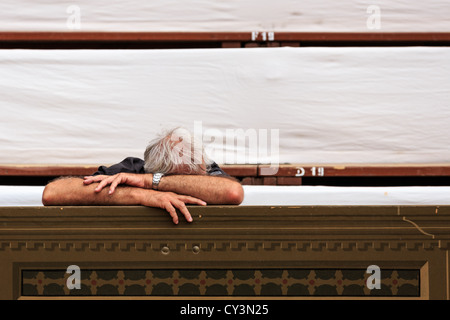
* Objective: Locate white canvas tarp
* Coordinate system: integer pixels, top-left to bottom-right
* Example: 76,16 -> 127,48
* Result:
1,185 -> 450,207
0,47 -> 449,166
0,0 -> 449,32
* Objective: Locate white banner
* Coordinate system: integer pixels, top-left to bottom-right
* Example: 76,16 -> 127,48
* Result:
0,47 -> 449,165
2,185 -> 450,206
0,0 -> 449,32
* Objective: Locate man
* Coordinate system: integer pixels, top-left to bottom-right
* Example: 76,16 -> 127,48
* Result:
42,127 -> 244,224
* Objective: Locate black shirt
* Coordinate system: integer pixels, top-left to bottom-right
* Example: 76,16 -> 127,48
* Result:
93,157 -> 229,177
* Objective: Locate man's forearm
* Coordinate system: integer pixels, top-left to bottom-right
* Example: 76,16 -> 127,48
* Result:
42,176 -> 209,224
42,177 -> 144,206
158,175 -> 244,204
81,172 -> 245,205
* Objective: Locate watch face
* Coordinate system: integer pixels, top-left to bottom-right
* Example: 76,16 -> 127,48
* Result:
152,173 -> 163,189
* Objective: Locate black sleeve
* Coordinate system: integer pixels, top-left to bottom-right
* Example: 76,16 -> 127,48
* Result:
207,162 -> 230,177
92,157 -> 146,176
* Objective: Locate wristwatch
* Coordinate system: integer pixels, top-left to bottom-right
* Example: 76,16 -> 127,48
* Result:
152,173 -> 164,190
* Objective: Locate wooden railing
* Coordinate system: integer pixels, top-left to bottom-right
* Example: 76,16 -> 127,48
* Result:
1,164 -> 449,186
1,32 -> 449,49
1,205 -> 449,299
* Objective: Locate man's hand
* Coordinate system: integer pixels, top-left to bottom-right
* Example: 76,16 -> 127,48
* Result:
84,173 -> 151,194
83,173 -> 207,224
43,176 -> 207,225
142,190 -> 207,224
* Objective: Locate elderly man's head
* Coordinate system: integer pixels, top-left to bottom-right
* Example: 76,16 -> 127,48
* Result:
144,127 -> 212,175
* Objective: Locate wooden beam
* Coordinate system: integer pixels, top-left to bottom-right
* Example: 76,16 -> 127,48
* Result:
1,164 -> 449,177
259,164 -> 450,177
0,165 -> 98,177
0,31 -> 449,43
0,205 -> 449,299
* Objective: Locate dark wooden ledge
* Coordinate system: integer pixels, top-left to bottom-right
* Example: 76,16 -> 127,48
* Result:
1,32 -> 450,49
2,163 -> 450,177
0,205 -> 450,299
2,31 -> 450,42
1,163 -> 449,186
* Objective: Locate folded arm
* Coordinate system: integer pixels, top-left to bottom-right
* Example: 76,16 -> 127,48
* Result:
42,173 -> 244,224
83,173 -> 243,205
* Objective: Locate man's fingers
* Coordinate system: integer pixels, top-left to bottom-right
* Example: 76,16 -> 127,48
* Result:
83,175 -> 105,185
169,195 -> 207,223
83,175 -> 112,192
179,195 -> 207,206
95,178 -> 113,192
173,200 -> 193,223
85,173 -> 144,193
164,202 -> 179,225
162,198 -> 195,224
109,178 -> 122,194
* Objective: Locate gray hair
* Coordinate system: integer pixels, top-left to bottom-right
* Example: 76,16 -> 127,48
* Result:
144,127 -> 212,175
